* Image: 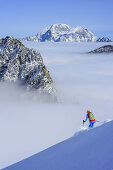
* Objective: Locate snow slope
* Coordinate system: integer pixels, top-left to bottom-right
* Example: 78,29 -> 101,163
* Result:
4,120 -> 113,170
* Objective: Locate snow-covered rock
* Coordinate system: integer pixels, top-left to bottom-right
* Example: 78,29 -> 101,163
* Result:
89,45 -> 113,53
21,24 -> 99,42
4,121 -> 113,170
0,36 -> 56,97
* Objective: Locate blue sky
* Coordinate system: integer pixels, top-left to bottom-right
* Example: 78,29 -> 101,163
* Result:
0,0 -> 113,39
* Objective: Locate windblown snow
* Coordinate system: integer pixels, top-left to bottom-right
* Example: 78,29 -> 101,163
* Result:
0,42 -> 113,169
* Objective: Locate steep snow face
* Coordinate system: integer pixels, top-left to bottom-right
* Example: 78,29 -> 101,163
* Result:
22,24 -> 99,42
5,121 -> 113,170
0,36 -> 55,95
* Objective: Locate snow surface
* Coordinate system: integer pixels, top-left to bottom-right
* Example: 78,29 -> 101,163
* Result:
0,42 -> 113,169
4,120 -> 113,170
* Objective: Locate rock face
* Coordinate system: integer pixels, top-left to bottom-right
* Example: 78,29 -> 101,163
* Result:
89,45 -> 113,54
0,36 -> 56,97
21,24 -> 98,42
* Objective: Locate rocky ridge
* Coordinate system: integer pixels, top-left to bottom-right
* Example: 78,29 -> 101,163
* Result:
89,45 -> 113,53
0,36 -> 56,98
96,37 -> 112,42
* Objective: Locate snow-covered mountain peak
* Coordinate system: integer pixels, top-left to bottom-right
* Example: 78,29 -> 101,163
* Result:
21,24 -> 112,42
38,23 -> 70,37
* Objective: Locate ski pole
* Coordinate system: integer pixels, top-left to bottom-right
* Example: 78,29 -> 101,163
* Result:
83,120 -> 85,125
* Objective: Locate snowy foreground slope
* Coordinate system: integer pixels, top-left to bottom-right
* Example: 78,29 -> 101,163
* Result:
4,121 -> 113,170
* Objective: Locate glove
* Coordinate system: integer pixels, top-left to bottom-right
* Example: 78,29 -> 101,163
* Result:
83,120 -> 85,123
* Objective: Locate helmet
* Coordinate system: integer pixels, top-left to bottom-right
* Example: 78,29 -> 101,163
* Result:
87,110 -> 90,114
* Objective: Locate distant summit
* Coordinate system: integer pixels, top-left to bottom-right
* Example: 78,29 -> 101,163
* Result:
21,24 -> 112,42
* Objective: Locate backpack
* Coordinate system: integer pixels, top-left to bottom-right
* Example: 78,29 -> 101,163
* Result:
88,112 -> 95,121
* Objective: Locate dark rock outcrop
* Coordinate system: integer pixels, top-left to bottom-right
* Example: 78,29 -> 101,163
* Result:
0,36 -> 56,98
89,45 -> 113,54
96,37 -> 112,42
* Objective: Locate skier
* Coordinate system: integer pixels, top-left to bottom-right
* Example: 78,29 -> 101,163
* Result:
83,110 -> 96,128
